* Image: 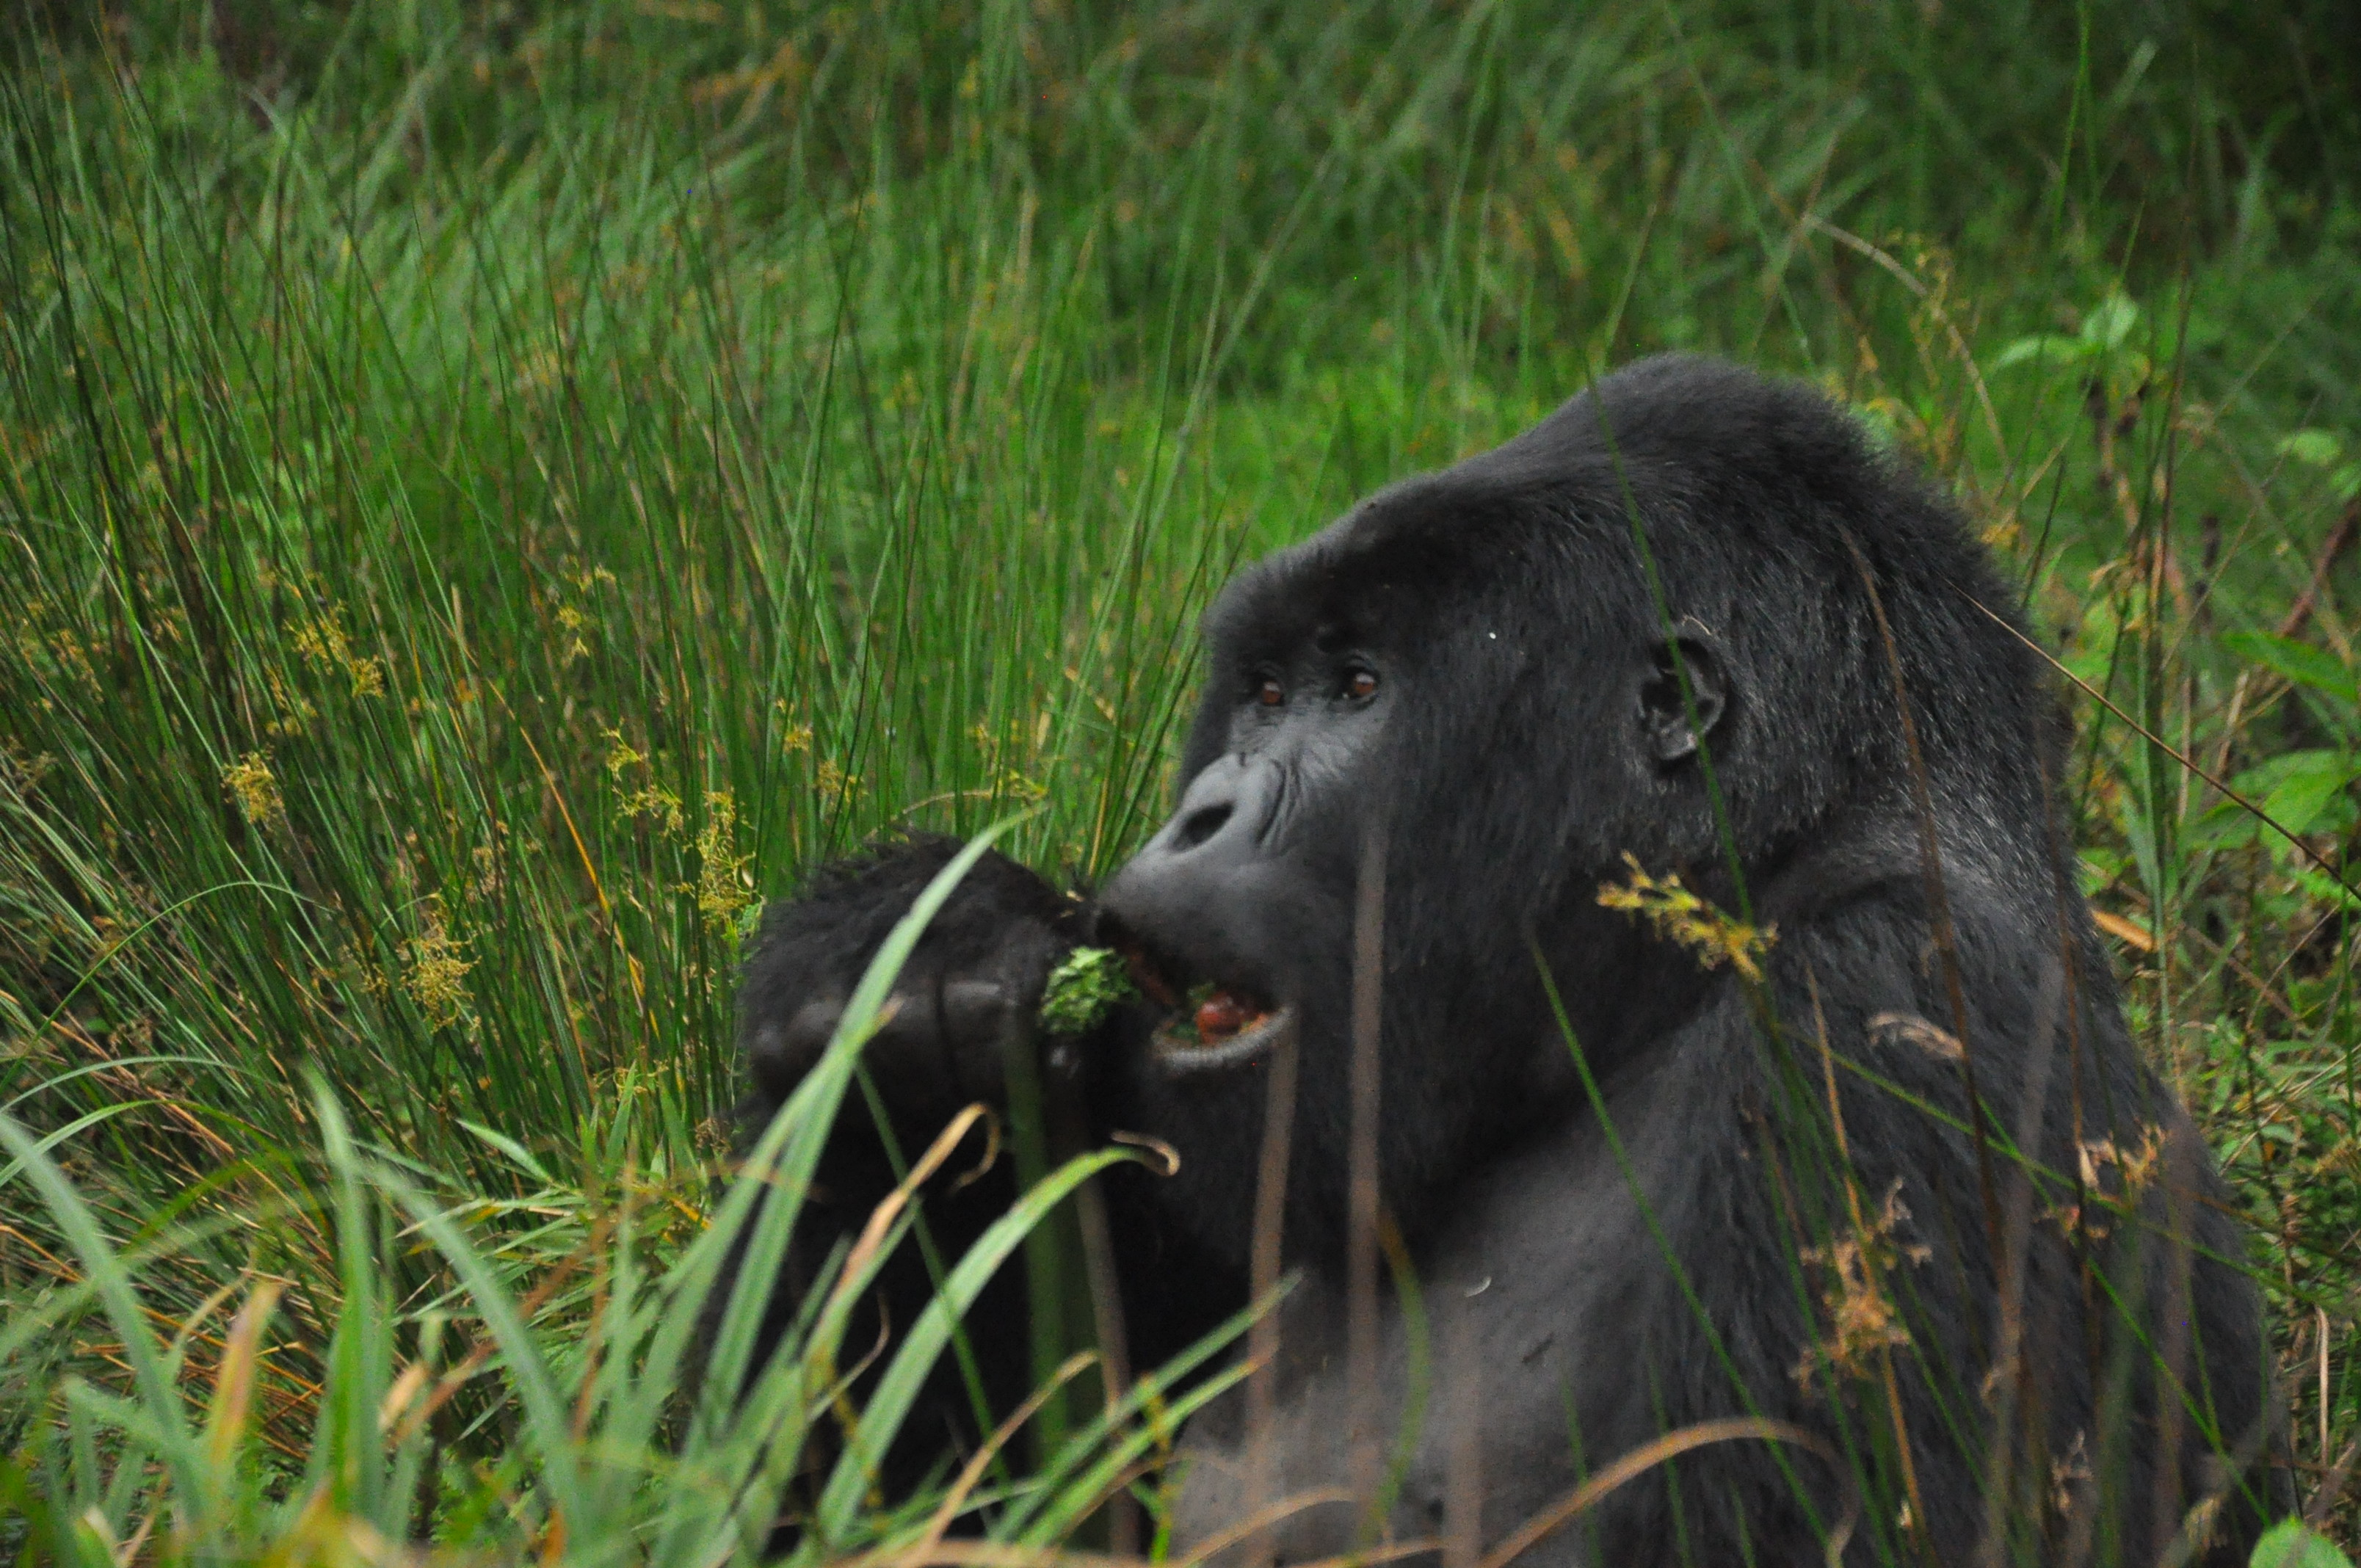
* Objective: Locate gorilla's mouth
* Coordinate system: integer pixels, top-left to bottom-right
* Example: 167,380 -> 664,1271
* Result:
1151,995 -> 1297,1075
1118,945 -> 1296,1077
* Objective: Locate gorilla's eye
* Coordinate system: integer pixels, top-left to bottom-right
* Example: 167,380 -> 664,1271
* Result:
1343,667 -> 1379,700
1255,676 -> 1286,708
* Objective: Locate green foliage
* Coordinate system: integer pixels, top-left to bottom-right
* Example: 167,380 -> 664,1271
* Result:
1038,945 -> 1138,1037
2255,1520 -> 2358,1568
2278,430 -> 2361,506
2223,634 -> 2361,715
1995,291 -> 2153,402
0,837 -> 1248,1563
0,0 -> 2355,1556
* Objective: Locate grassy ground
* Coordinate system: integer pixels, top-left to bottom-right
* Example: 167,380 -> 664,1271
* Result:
0,1 -> 2357,1561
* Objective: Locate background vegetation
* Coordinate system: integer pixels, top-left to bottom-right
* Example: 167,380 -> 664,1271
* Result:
0,0 -> 2356,1559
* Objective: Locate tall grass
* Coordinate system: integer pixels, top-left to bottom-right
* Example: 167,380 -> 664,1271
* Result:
0,0 -> 2356,1558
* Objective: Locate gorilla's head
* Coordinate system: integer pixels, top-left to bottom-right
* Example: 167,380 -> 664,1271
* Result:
1096,354 -> 2045,1262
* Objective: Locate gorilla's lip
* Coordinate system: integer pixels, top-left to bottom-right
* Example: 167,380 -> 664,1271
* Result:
1150,1003 -> 1298,1076
1112,936 -> 1294,1077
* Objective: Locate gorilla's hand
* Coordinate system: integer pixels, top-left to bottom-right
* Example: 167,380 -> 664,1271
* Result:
743,964 -> 1039,1130
733,837 -> 1084,1128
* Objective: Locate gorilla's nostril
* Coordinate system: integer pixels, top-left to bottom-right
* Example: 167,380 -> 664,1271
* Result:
1172,801 -> 1233,851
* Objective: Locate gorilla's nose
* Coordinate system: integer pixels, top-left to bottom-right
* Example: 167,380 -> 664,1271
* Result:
1145,755 -> 1273,862
1100,755 -> 1279,940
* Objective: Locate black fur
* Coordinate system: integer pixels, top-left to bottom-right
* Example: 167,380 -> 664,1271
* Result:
714,355 -> 2280,1564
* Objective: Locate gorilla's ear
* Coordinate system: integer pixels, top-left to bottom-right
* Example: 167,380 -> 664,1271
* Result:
1639,619 -> 1727,764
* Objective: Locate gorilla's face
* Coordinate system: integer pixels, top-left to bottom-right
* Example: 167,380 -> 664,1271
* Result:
1098,498 -> 1734,1095
1098,597 -> 1391,1076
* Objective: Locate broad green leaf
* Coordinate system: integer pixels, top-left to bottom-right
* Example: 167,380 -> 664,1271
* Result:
0,1104 -> 142,1193
2279,429 -> 2346,469
2255,750 -> 2358,841
2293,865 -> 2361,912
2251,1518 -> 2355,1568
2083,291 -> 2141,346
2208,751 -> 2359,863
1994,333 -> 2089,370
2222,631 -> 2360,709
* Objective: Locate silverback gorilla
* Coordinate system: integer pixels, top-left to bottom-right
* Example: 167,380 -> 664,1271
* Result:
715,356 -> 2280,1565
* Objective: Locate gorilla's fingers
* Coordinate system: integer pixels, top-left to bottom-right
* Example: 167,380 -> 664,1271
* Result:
865,979 -> 1012,1103
747,998 -> 844,1096
870,980 -> 1009,1052
937,979 -> 1013,1044
747,980 -> 1018,1106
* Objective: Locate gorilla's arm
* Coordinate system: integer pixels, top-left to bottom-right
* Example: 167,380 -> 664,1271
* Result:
705,836 -> 1244,1492
703,838 -> 1089,1487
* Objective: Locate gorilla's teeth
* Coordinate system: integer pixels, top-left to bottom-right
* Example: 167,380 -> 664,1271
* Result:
1152,1004 -> 1296,1078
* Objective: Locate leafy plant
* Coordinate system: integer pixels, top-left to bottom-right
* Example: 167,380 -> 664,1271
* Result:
0,834 -> 1249,1562
2255,1519 -> 2359,1568
1039,947 -> 1139,1037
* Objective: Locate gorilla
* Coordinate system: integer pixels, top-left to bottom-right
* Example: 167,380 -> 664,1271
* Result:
714,355 -> 2281,1566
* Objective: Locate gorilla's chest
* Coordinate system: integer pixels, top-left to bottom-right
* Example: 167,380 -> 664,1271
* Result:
1169,1056 -> 1711,1568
